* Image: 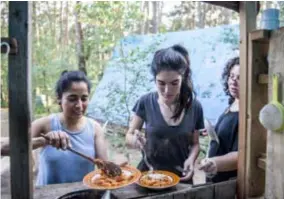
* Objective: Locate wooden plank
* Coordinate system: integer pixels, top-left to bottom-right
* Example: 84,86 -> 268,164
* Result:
250,30 -> 271,42
245,31 -> 268,197
203,1 -> 240,12
203,1 -> 260,13
265,28 -> 284,199
238,2 -> 258,199
2,180 -> 236,199
214,179 -> 237,199
8,2 -> 33,199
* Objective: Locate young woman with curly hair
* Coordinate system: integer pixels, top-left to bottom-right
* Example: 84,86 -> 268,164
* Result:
199,57 -> 240,183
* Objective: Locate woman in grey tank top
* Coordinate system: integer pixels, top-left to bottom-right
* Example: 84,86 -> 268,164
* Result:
126,45 -> 204,183
1,70 -> 108,186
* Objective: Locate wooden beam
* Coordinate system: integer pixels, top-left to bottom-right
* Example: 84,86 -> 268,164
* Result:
265,28 -> 284,199
238,2 -> 258,199
8,2 -> 33,199
250,30 -> 271,42
245,31 -> 268,197
203,1 -> 260,13
203,1 -> 239,12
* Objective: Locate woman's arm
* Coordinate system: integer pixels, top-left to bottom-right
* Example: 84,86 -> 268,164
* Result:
187,130 -> 200,162
180,130 -> 200,181
1,117 -> 49,156
125,115 -> 144,148
93,120 -> 108,161
211,151 -> 238,172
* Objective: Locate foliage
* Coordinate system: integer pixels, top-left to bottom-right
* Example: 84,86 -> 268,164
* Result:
1,1 -> 143,114
96,35 -> 164,126
219,26 -> 239,48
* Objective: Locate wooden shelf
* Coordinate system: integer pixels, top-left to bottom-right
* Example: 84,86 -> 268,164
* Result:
257,153 -> 267,171
250,30 -> 271,42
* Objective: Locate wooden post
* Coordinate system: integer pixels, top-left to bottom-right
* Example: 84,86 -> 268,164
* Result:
238,2 -> 258,199
265,28 -> 284,199
8,2 -> 33,199
245,31 -> 269,196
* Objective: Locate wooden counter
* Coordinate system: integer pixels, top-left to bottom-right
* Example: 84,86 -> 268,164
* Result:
1,179 -> 237,199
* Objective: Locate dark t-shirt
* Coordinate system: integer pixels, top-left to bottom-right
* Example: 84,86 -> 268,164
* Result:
132,92 -> 204,177
208,110 -> 238,183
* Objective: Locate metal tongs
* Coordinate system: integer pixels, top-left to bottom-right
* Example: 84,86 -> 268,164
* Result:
137,135 -> 154,172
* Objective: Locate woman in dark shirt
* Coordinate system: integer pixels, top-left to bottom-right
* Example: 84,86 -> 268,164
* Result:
199,57 -> 239,183
125,44 -> 204,183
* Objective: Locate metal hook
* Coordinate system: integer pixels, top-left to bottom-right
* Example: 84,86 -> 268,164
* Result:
1,42 -> 10,56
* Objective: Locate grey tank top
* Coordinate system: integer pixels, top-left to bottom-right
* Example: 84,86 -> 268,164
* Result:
36,114 -> 96,186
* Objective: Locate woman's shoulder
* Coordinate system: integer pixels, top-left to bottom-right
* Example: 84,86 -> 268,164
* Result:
137,92 -> 157,102
32,114 -> 58,133
85,116 -> 102,133
191,97 -> 203,109
34,114 -> 57,124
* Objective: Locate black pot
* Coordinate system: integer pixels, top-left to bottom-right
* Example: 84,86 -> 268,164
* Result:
56,189 -> 117,199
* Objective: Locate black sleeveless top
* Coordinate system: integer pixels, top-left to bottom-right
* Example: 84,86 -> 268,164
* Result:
208,110 -> 238,183
132,92 -> 204,177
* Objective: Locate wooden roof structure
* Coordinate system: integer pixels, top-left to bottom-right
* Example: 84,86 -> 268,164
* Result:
3,1 -> 284,199
204,1 -> 261,13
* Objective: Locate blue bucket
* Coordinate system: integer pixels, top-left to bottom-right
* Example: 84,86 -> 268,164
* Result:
261,8 -> 280,30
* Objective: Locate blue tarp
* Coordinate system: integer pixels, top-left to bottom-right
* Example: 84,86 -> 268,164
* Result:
87,24 -> 240,126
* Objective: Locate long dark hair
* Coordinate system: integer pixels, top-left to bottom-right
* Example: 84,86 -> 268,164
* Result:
151,44 -> 194,120
221,57 -> 239,105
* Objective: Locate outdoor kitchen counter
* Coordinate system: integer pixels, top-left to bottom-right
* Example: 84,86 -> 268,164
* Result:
1,181 -> 192,199
1,179 -> 237,199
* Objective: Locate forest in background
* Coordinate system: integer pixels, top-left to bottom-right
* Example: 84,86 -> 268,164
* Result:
1,1 -> 283,115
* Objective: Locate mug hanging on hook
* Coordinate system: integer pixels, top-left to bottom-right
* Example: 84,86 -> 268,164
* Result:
259,73 -> 284,133
1,42 -> 11,56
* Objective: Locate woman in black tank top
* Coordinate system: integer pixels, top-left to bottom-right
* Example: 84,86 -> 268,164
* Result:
199,57 -> 240,183
126,45 -> 204,183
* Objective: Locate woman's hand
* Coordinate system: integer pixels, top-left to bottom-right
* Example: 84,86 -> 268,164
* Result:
180,157 -> 195,181
132,130 -> 146,149
44,131 -> 71,150
198,158 -> 217,178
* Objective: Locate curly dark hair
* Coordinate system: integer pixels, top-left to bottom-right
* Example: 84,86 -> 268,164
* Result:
221,57 -> 239,105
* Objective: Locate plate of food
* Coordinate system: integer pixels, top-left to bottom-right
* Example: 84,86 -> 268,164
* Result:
137,170 -> 180,190
83,165 -> 141,190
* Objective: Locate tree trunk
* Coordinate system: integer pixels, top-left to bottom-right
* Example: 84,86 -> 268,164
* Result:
74,2 -> 87,75
32,2 -> 40,46
64,1 -> 69,45
151,1 -> 158,33
158,2 -> 163,26
53,1 -> 57,39
137,1 -> 144,34
144,1 -> 150,34
196,2 -> 205,28
222,8 -> 231,25
60,1 -> 63,45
